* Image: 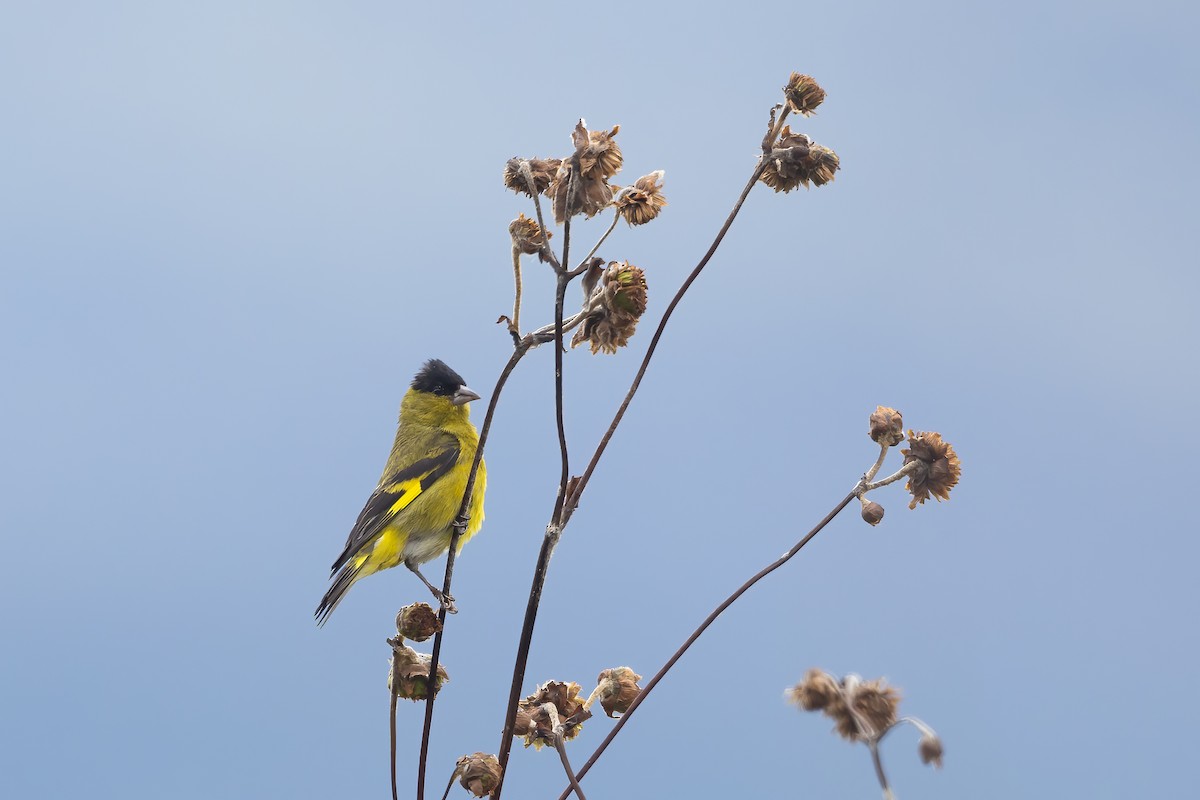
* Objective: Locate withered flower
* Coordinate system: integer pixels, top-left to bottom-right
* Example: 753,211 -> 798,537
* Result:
388,640 -> 448,701
614,171 -> 668,226
549,159 -> 613,223
509,213 -> 552,261
456,752 -> 503,798
919,734 -> 945,769
574,120 -> 623,180
503,157 -> 562,197
902,430 -> 962,509
783,73 -> 827,116
571,261 -> 648,354
861,499 -> 885,526
868,406 -> 905,447
788,668 -> 841,712
517,681 -> 592,749
595,667 -> 643,718
848,677 -> 900,737
760,127 -> 840,192
395,602 -> 441,642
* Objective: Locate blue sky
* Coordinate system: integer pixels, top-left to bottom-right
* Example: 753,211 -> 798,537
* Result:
3,2 -> 1197,798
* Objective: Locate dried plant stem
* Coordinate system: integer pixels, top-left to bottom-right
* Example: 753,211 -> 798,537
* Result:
578,213 -> 619,269
863,442 -> 890,483
863,460 -> 919,493
415,344 -> 529,800
554,733 -> 588,800
521,162 -> 561,271
869,742 -> 896,800
561,157 -> 768,525
555,488 -> 859,800
390,690 -> 399,800
510,245 -> 523,337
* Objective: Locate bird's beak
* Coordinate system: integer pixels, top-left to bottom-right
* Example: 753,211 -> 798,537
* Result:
452,386 -> 481,406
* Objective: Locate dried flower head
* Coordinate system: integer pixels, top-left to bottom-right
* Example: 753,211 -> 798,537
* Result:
868,406 -> 905,447
848,677 -> 901,737
456,752 -> 503,798
509,213 -> 552,261
788,668 -> 841,712
902,430 -> 962,509
760,127 -> 840,192
517,680 -> 592,749
861,499 -> 885,526
595,667 -> 643,718
573,120 -> 623,180
919,734 -> 945,769
571,262 -> 648,354
614,171 -> 668,226
395,602 -> 441,642
549,159 -> 614,223
783,73 -> 827,116
387,639 -> 448,701
503,157 -> 562,197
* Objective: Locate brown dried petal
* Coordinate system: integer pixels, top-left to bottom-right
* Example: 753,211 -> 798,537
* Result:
760,127 -> 840,192
596,667 -> 643,718
549,160 -> 613,223
919,734 -> 945,768
503,157 -> 562,197
783,72 -> 827,116
868,406 -> 905,446
395,602 -> 441,642
456,752 -> 502,798
789,668 -> 841,712
614,170 -> 668,226
850,678 -> 901,737
509,213 -> 552,261
902,430 -> 962,509
572,120 -> 623,180
518,681 -> 591,749
387,641 -> 448,702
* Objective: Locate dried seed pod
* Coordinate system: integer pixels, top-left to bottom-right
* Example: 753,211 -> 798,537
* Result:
395,602 -> 442,642
902,431 -> 962,509
868,406 -> 905,446
595,667 -> 643,718
456,752 -> 502,797
783,72 -> 827,116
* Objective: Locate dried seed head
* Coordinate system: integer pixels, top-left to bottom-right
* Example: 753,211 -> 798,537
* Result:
517,681 -> 592,749
573,120 -> 623,180
387,640 -> 448,701
509,213 -> 552,262
783,73 -> 827,116
919,734 -> 944,768
868,406 -> 905,447
395,602 -> 441,642
861,499 -> 885,526
848,677 -> 901,737
456,752 -> 503,798
571,262 -> 649,355
549,159 -> 614,223
788,668 -> 841,712
902,430 -> 962,509
503,157 -> 562,197
760,127 -> 840,192
595,667 -> 643,718
614,170 -> 668,226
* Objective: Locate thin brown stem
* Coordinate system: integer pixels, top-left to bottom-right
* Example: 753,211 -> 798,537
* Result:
577,213 -> 619,270
521,162 -> 561,271
415,345 -> 529,800
390,690 -> 399,800
555,488 -> 858,799
869,742 -> 896,800
553,733 -> 588,800
561,157 -> 767,525
510,245 -> 523,338
863,460 -> 919,493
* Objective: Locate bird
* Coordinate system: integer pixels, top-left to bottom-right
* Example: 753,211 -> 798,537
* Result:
316,359 -> 486,625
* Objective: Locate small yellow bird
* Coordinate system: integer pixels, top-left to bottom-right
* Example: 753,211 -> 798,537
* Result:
316,359 -> 486,625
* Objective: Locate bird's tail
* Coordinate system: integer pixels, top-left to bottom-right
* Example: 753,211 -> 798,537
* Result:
315,565 -> 361,627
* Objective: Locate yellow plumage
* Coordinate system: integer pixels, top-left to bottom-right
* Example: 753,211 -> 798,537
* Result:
316,359 -> 485,625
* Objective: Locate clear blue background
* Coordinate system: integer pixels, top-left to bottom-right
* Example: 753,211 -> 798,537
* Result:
3,2 -> 1197,798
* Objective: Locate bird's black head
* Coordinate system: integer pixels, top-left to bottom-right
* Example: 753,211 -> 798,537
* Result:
412,359 -> 468,397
